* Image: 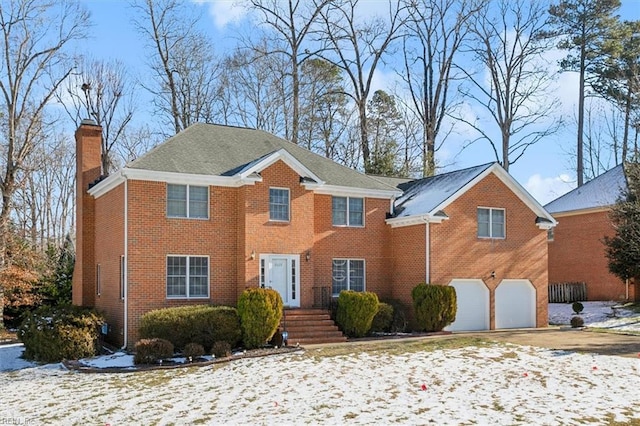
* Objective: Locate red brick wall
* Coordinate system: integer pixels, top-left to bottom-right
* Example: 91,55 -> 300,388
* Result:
94,184 -> 125,346
392,173 -> 549,328
549,210 -> 634,301
72,122 -> 102,307
124,180 -> 239,345
314,195 -> 393,302
240,161 -> 316,306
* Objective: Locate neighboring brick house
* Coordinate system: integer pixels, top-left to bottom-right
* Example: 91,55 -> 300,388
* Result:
545,164 -> 637,301
72,120 -> 555,347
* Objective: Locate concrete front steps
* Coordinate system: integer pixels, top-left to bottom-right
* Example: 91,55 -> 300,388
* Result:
280,309 -> 347,345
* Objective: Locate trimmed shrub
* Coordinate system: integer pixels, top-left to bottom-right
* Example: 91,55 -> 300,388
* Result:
572,301 -> 584,315
370,302 -> 394,333
336,291 -> 379,338
18,305 -> 104,363
269,328 -> 284,347
183,342 -> 205,360
386,299 -> 409,333
138,305 -> 241,352
570,316 -> 585,328
237,288 -> 283,349
412,283 -> 457,332
211,341 -> 232,358
133,338 -> 174,365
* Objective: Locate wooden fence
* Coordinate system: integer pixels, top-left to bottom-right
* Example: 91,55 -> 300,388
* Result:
548,282 -> 587,303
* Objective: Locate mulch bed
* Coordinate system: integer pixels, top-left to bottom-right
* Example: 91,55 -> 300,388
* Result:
62,346 -> 303,374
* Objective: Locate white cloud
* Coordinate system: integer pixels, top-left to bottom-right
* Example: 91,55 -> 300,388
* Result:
525,173 -> 575,205
198,0 -> 249,30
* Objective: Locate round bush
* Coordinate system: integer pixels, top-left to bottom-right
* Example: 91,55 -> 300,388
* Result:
570,316 -> 585,328
211,341 -> 231,358
133,338 -> 174,365
412,283 -> 457,332
237,288 -> 283,349
139,305 -> 241,352
18,305 -> 104,363
370,302 -> 394,333
572,301 -> 584,314
336,291 -> 379,338
183,342 -> 205,360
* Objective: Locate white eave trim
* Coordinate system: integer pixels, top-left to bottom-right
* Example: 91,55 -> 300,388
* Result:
239,149 -> 325,185
306,183 -> 401,199
549,205 -> 611,218
386,214 -> 449,228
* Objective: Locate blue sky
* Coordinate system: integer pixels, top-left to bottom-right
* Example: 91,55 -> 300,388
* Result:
79,0 -> 640,204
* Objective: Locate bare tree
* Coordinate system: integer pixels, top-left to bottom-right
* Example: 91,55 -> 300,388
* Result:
317,0 -> 406,173
456,0 -> 562,171
0,0 -> 89,328
57,58 -> 135,174
400,0 -> 484,176
249,0 -> 332,144
132,0 -> 221,136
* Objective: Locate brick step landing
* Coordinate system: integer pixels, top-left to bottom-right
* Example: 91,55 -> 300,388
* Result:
280,308 -> 346,345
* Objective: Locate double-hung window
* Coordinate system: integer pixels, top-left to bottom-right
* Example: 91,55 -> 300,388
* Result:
332,196 -> 364,226
332,259 -> 365,296
269,188 -> 290,222
477,207 -> 505,239
166,255 -> 209,298
167,184 -> 208,219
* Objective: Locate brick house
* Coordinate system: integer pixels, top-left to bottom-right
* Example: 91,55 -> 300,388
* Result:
545,164 -> 637,301
72,120 -> 555,347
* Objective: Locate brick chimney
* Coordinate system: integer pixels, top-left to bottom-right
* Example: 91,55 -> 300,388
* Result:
72,119 -> 102,307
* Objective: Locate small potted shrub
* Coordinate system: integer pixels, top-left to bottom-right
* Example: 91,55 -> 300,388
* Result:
570,316 -> 585,328
572,301 -> 584,315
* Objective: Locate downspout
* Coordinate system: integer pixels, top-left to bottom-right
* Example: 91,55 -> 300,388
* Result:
121,176 -> 129,350
626,278 -> 629,301
424,217 -> 430,283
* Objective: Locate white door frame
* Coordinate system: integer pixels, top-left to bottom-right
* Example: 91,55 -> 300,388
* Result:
259,254 -> 300,308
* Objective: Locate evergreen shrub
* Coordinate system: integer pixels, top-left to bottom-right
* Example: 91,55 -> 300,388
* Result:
412,283 -> 457,332
336,291 -> 379,337
138,305 -> 241,352
370,302 -> 394,333
237,288 -> 283,349
133,338 -> 174,365
18,305 -> 104,363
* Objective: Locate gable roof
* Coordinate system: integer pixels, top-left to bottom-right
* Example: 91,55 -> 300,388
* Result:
90,123 -> 401,198
544,164 -> 627,215
387,162 -> 555,229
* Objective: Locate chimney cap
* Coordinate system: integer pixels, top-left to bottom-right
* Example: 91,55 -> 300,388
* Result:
80,118 -> 98,126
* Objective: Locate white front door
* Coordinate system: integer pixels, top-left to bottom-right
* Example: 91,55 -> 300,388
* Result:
260,254 -> 300,307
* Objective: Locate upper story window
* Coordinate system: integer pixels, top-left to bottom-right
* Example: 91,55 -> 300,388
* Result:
477,207 -> 505,239
332,196 -> 364,227
166,255 -> 209,298
167,184 -> 208,219
269,188 -> 290,222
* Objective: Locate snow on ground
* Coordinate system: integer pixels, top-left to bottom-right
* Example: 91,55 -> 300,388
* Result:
1,303 -> 639,425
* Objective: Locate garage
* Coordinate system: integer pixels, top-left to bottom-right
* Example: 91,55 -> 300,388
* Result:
445,279 -> 490,331
495,279 -> 536,329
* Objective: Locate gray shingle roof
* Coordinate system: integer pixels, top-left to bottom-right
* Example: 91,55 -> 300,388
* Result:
393,163 -> 494,217
544,164 -> 627,214
128,123 -> 396,191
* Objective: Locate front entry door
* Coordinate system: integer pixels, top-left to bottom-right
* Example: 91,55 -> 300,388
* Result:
260,255 -> 300,308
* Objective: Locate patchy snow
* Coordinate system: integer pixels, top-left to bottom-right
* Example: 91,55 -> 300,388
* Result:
1,344 -> 640,425
549,301 -> 640,332
1,302 -> 640,424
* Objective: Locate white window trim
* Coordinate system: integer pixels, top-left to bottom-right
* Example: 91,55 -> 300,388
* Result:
332,196 -> 365,227
477,206 -> 506,239
331,258 -> 366,296
269,187 -> 290,222
166,255 -> 210,299
166,184 -> 210,220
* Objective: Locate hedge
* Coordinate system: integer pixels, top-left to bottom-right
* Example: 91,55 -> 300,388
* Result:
138,305 -> 241,352
336,291 -> 379,337
237,288 -> 283,349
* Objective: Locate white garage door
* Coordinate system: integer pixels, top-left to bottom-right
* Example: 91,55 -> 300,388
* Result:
495,279 -> 536,329
445,279 -> 490,331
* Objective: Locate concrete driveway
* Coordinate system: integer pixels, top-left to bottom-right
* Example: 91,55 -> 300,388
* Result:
459,327 -> 640,358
